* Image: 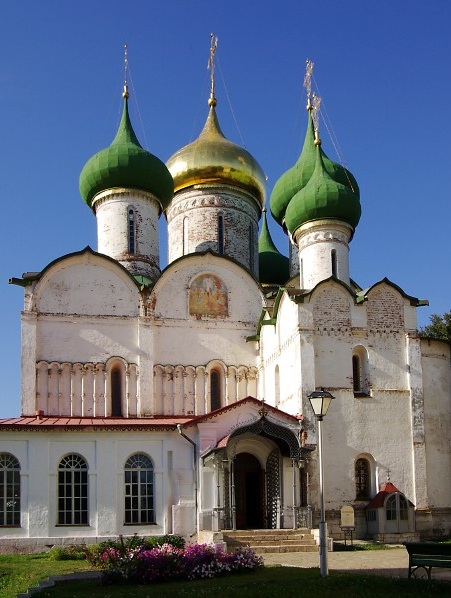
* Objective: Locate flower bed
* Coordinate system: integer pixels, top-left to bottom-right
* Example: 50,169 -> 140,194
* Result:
86,536 -> 263,585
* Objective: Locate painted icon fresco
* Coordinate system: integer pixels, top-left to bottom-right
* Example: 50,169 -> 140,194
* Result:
189,273 -> 228,316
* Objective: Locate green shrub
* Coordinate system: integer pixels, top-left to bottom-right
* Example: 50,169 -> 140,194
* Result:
48,545 -> 87,561
143,534 -> 185,550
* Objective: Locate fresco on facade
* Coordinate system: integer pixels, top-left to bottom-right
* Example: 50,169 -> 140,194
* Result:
189,273 -> 228,316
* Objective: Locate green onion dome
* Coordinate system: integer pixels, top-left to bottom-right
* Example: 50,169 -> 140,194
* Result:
258,209 -> 289,284
166,100 -> 266,207
79,92 -> 173,210
284,142 -> 361,236
270,110 -> 359,227
270,112 -> 317,226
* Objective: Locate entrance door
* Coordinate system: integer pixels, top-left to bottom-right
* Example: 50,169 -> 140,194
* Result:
234,453 -> 264,529
385,493 -> 410,533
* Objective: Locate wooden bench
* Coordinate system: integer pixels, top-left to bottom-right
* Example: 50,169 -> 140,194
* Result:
404,542 -> 451,579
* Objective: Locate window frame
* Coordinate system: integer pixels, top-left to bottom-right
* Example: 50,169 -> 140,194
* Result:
385,494 -> 397,521
0,453 -> 21,527
111,367 -> 122,417
352,345 -> 370,397
355,457 -> 371,500
352,355 -> 362,392
124,453 -> 155,525
331,249 -> 337,277
57,454 -> 89,526
210,369 -> 221,411
128,207 -> 136,254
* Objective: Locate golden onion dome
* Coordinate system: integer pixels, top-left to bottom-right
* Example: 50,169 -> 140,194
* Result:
166,101 -> 266,207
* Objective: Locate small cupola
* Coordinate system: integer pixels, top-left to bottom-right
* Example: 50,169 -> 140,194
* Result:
284,141 -> 361,236
271,60 -> 361,288
78,53 -> 173,281
79,87 -> 173,212
270,103 -> 359,231
258,209 -> 289,285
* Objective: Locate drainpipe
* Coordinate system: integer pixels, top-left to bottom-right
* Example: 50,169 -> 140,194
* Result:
177,424 -> 198,530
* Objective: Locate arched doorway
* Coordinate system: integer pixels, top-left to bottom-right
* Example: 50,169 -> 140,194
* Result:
234,453 -> 264,529
385,493 -> 410,533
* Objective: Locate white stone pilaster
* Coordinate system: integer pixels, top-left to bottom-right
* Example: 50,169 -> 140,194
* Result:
406,333 -> 428,508
137,317 -> 153,416
21,312 -> 38,416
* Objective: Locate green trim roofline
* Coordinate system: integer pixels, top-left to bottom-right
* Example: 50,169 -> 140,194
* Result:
8,246 -> 154,291
250,275 -> 428,341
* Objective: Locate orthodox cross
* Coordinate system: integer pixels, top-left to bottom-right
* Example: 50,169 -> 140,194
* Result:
208,33 -> 218,104
123,44 -> 129,99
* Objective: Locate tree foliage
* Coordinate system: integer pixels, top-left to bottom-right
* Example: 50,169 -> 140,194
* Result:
419,311 -> 451,341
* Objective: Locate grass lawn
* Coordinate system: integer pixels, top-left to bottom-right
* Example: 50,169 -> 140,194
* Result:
0,553 -> 95,598
1,554 -> 450,598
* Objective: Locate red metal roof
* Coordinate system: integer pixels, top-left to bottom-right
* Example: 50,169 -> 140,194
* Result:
183,396 -> 300,428
0,416 -> 192,432
366,481 -> 414,509
0,398 -> 299,433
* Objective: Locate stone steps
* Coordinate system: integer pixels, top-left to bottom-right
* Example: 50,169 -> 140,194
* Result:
223,528 -> 318,554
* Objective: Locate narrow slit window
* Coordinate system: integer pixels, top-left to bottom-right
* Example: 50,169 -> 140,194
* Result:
128,208 -> 135,254
331,249 -> 337,277
355,458 -> 370,499
210,370 -> 221,411
111,368 -> 122,417
218,213 -> 224,255
352,355 -> 362,392
353,346 -> 370,395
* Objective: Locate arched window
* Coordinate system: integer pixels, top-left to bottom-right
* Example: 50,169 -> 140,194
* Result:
58,454 -> 88,525
355,458 -> 370,500
385,494 -> 397,520
352,346 -> 370,396
218,213 -> 224,255
386,493 -> 409,521
210,369 -> 221,411
128,207 -> 135,254
0,453 -> 20,526
331,249 -> 337,277
124,453 -> 155,524
111,367 -> 122,417
399,494 -> 408,520
352,355 -> 362,392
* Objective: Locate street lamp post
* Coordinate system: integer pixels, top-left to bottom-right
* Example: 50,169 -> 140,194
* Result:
308,390 -> 335,577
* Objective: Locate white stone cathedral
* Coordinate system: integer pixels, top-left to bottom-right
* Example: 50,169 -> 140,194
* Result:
1,55 -> 450,552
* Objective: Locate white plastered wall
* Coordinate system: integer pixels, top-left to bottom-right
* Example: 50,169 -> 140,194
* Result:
259,279 -> 429,514
421,339 -> 451,509
150,254 -> 262,370
0,429 -> 195,542
21,252 -> 143,416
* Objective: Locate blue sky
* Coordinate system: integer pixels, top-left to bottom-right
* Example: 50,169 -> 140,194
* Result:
1,1 -> 450,417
